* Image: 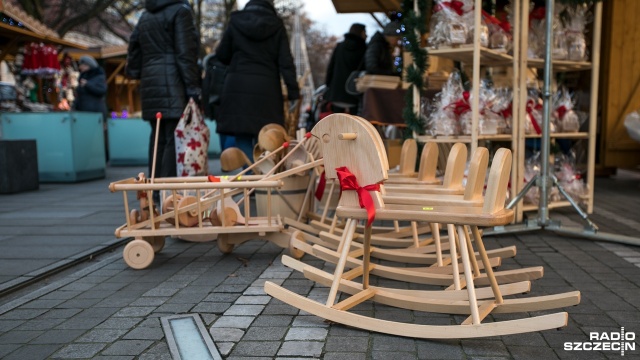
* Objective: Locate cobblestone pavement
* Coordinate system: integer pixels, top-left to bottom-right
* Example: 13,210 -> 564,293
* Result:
0,171 -> 638,359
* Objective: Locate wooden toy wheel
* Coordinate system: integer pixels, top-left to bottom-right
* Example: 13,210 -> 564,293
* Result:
217,235 -> 234,254
162,194 -> 183,225
144,236 -> 165,253
123,239 -> 154,269
177,196 -> 201,227
288,230 -> 305,259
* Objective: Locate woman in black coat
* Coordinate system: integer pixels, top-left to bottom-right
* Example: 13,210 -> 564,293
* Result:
324,23 -> 367,113
215,0 -> 299,159
126,0 -> 201,180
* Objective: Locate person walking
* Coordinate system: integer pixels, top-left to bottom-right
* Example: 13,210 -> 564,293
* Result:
324,23 -> 367,114
215,0 -> 299,160
74,55 -> 108,161
125,0 -> 201,185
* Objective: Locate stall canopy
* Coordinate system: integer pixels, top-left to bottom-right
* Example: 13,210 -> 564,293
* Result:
0,0 -> 85,61
331,0 -> 401,14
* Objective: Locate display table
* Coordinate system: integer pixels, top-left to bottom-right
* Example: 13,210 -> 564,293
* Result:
0,112 -> 106,182
108,118 -> 150,166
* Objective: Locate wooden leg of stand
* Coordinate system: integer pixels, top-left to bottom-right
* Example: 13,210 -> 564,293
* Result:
447,224 -> 461,290
411,222 -> 419,248
465,225 -> 480,278
457,225 -> 480,325
326,219 -> 357,306
362,225 -> 372,289
472,225 -> 503,304
431,223 -> 443,267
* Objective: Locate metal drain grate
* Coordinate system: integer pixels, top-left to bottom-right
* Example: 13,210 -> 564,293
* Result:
161,314 -> 222,360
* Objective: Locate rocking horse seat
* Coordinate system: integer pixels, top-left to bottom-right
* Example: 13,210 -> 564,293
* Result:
337,204 -> 513,228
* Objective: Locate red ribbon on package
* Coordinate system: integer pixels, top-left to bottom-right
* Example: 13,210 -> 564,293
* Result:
447,91 -> 471,116
556,105 -> 568,120
434,0 -> 464,16
500,103 -> 513,120
315,171 -> 326,201
336,167 -> 380,226
526,100 -> 542,135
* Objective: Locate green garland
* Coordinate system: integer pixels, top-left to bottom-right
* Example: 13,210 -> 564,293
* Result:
401,0 -> 428,139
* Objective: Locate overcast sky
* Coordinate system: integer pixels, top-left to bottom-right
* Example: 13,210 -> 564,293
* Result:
237,0 -> 383,39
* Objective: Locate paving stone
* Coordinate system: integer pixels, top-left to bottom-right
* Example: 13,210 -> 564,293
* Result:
113,307 -> 156,318
224,304 -> 265,316
31,329 -> 85,344
231,340 -> 281,357
38,308 -> 83,320
461,339 -> 510,357
210,327 -> 245,342
216,342 -> 235,357
0,308 -> 47,320
19,299 -> 66,309
212,316 -> 255,329
138,342 -> 172,360
0,330 -> 43,343
285,327 -> 328,341
93,356 -> 135,360
326,336 -> 370,352
235,295 -> 272,305
243,326 -> 287,341
371,351 -> 417,360
323,353 -> 367,360
291,315 -> 330,328
77,328 -> 128,343
142,288 -> 180,297
0,320 -> 25,332
57,298 -> 103,309
252,315 -> 294,327
129,297 -> 169,307
52,343 -> 107,359
416,340 -> 464,359
123,327 -> 164,341
277,341 -> 323,357
371,333 -> 416,352
328,325 -> 370,337
153,303 -> 193,314
39,290 -> 82,300
54,316 -> 105,330
95,317 -> 143,330
2,344 -> 59,360
101,340 -> 154,356
0,344 -> 20,358
189,301 -> 230,314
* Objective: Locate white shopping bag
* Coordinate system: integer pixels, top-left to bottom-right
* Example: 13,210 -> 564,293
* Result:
175,98 -> 210,176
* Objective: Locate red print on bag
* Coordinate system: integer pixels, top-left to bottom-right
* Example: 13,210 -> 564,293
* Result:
181,169 -> 189,176
176,129 -> 185,139
191,163 -> 201,172
177,152 -> 185,164
187,138 -> 201,150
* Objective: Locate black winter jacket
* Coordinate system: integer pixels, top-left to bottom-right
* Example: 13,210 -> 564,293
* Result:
324,33 -> 366,106
126,0 -> 201,120
365,31 -> 395,76
215,0 -> 299,137
74,67 -> 107,115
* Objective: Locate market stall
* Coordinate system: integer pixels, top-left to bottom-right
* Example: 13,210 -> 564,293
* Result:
0,0 -> 107,183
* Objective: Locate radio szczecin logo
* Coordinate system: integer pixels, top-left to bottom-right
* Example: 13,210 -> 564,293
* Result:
564,328 -> 636,356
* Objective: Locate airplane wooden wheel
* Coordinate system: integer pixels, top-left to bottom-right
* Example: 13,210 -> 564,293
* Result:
144,236 -> 165,253
123,239 -> 154,269
217,234 -> 234,254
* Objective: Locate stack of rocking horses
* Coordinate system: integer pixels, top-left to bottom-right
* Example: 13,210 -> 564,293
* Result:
265,113 -> 580,339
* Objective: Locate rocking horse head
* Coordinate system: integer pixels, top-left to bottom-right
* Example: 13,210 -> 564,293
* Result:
311,114 -> 388,215
311,114 -> 387,185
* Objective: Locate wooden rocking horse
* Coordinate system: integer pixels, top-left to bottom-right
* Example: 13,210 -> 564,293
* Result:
265,113 -> 580,338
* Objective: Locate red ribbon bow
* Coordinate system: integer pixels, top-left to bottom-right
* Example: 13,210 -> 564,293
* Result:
315,171 -> 326,201
434,0 -> 464,16
336,167 -> 380,226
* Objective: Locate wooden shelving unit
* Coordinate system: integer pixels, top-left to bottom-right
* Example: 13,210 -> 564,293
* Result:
419,0 -> 602,223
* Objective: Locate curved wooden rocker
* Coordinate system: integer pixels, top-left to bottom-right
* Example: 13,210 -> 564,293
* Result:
265,113 -> 580,338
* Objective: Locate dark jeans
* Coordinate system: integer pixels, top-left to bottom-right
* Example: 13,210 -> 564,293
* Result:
148,118 -> 179,179
235,135 -> 256,163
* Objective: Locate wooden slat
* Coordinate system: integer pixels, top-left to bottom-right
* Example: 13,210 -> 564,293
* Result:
332,289 -> 376,311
